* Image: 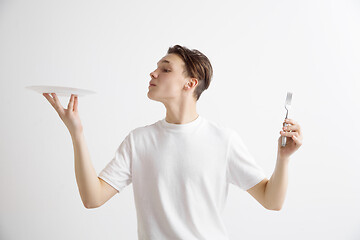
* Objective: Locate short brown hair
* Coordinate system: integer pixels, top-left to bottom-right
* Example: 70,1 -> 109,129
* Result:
167,45 -> 213,101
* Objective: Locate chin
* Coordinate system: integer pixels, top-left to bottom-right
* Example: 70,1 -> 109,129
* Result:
147,92 -> 156,100
148,93 -> 163,103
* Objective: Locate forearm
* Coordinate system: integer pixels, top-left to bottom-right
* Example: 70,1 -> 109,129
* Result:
264,156 -> 289,210
71,131 -> 102,208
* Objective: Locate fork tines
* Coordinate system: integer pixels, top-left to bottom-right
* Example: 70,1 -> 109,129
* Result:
286,92 -> 292,105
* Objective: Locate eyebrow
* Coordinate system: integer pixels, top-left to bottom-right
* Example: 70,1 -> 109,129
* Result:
157,60 -> 171,66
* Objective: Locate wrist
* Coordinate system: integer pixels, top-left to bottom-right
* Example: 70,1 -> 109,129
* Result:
277,156 -> 290,164
70,130 -> 84,140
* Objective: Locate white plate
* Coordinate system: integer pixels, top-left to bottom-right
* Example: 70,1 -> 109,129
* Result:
25,85 -> 96,97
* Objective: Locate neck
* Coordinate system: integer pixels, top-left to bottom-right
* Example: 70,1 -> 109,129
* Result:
164,99 -> 198,124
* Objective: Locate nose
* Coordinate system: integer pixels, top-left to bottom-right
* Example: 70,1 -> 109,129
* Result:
150,69 -> 157,79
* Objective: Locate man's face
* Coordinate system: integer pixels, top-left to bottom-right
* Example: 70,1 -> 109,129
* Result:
147,53 -> 197,103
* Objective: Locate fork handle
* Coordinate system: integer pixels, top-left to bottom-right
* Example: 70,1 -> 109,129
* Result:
281,122 -> 288,147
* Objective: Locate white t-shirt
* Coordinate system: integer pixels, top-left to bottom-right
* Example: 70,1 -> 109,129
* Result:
98,115 -> 266,240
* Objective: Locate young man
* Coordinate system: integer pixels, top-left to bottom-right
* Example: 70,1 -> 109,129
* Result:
43,45 -> 303,240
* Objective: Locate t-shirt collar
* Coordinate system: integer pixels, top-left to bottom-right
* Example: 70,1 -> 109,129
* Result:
159,115 -> 203,132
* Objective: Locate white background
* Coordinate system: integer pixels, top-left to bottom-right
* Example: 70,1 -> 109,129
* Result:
1,0 -> 359,239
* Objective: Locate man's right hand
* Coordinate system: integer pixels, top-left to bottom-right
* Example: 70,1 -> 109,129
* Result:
43,93 -> 84,136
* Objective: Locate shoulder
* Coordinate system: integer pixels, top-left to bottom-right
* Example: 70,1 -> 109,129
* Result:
128,119 -> 161,139
201,117 -> 234,140
203,118 -> 248,146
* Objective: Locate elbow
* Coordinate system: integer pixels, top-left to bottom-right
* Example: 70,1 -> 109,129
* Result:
265,202 -> 283,211
84,205 -> 94,209
271,206 -> 282,211
266,205 -> 282,211
83,201 -> 99,209
84,204 -> 97,209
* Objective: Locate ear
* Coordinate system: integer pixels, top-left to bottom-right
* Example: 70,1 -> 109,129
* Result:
185,78 -> 198,89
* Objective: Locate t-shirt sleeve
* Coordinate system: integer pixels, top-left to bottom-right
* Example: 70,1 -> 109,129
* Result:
98,131 -> 133,194
226,130 -> 266,191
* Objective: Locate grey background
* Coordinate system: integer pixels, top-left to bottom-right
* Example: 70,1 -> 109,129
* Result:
1,0 -> 359,239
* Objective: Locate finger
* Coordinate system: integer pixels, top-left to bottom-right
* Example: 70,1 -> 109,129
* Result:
283,119 -> 301,133
284,118 -> 297,126
73,95 -> 78,111
291,134 -> 302,146
283,124 -> 300,132
43,93 -> 55,106
280,130 -> 299,138
68,94 -> 75,110
51,93 -> 65,114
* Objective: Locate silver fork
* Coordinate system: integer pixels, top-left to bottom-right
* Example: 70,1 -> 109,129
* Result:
282,92 -> 293,147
